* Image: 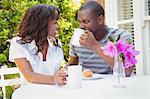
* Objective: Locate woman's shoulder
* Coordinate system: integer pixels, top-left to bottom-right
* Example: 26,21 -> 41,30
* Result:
11,36 -> 22,43
10,36 -> 23,47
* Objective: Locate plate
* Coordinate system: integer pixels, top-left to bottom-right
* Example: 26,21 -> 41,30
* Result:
83,74 -> 104,80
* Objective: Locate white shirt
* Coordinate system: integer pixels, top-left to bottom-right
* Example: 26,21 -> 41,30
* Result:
9,37 -> 64,75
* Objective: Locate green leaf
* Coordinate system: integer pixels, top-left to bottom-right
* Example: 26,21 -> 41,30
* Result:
108,36 -> 114,42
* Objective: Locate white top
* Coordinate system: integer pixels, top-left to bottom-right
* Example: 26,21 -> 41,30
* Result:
9,37 -> 64,75
11,75 -> 150,99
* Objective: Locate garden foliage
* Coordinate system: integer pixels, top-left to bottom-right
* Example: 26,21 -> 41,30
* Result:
0,0 -> 81,67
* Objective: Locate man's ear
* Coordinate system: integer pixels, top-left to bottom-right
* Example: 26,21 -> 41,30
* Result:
98,15 -> 104,25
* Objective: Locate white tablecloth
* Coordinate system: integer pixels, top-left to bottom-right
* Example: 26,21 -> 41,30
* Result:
12,75 -> 150,99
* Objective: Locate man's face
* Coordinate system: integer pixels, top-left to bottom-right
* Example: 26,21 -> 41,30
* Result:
77,9 -> 100,35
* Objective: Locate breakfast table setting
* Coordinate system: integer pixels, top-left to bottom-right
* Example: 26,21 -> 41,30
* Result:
12,70 -> 150,99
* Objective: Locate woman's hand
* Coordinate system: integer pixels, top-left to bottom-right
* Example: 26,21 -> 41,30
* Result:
54,70 -> 67,86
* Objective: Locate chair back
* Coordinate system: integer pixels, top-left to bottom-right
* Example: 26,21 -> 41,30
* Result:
0,65 -> 26,99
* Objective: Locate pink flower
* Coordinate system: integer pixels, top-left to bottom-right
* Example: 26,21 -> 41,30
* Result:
124,50 -> 138,67
116,39 -> 129,54
126,46 -> 140,56
101,42 -> 117,57
102,37 -> 140,68
123,46 -> 140,68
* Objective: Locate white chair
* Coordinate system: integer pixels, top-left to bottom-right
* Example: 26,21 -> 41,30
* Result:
0,65 -> 25,99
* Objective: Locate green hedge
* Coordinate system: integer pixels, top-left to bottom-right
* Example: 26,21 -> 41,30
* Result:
0,0 -> 81,67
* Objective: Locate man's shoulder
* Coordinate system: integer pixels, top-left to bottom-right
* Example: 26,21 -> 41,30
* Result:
107,26 -> 131,37
107,26 -> 133,42
108,26 -> 128,34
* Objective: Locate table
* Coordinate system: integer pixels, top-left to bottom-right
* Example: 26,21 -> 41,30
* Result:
12,75 -> 150,99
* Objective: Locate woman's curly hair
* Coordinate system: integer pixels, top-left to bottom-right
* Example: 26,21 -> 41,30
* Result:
17,4 -> 60,52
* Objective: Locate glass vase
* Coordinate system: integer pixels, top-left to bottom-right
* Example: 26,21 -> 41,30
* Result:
112,55 -> 126,88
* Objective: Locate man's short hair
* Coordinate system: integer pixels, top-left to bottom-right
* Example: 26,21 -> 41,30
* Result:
79,1 -> 105,17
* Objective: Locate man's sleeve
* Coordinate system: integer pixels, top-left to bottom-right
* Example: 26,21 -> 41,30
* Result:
69,39 -> 77,57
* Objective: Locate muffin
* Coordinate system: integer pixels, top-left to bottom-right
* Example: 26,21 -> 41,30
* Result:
83,69 -> 93,78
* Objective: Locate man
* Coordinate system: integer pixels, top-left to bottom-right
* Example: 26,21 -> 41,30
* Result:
68,1 -> 133,76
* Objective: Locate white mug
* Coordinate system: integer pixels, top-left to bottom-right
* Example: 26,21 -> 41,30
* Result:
67,65 -> 82,88
71,28 -> 85,47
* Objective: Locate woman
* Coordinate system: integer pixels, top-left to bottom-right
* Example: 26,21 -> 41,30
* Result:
9,4 -> 67,86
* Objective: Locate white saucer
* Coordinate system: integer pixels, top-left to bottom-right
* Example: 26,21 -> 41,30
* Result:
83,74 -> 104,80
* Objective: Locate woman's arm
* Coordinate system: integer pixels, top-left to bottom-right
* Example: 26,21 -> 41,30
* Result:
15,58 -> 67,85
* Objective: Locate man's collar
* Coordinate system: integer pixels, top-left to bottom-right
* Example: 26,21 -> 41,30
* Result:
99,26 -> 111,45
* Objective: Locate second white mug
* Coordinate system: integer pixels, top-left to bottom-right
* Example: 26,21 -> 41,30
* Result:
67,65 -> 82,88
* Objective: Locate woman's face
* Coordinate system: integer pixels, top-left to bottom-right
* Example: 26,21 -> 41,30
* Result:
47,19 -> 59,38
